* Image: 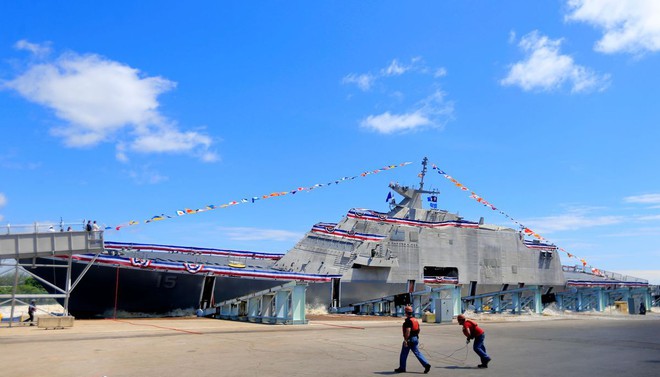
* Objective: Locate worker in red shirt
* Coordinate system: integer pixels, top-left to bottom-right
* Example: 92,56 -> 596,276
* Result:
394,306 -> 431,374
457,314 -> 491,368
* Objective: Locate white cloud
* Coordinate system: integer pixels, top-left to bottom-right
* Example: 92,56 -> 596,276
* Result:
360,90 -> 453,134
381,59 -> 410,76
565,0 -> 660,54
217,226 -> 302,242
623,193 -> 660,204
636,215 -> 660,221
131,127 -> 212,154
361,111 -> 432,134
345,58 -> 452,134
115,143 -> 129,163
501,30 -> 610,93
15,39 -> 51,58
616,270 -> 660,284
434,67 -> 447,78
125,165 -> 168,185
343,57 -> 441,92
342,73 -> 375,91
2,41 -> 218,162
523,210 -> 623,234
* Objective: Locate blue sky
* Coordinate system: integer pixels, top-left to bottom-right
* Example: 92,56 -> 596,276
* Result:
0,1 -> 658,283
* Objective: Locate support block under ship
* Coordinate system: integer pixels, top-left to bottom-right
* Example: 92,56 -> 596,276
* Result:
23,159 -> 569,318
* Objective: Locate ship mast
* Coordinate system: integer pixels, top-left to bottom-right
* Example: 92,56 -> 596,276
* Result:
419,157 -> 428,191
387,157 -> 439,219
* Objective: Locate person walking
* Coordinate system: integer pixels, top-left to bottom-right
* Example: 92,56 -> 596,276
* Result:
457,314 -> 491,368
23,300 -> 37,326
394,306 -> 431,374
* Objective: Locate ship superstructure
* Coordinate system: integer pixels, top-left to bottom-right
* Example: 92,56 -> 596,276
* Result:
272,158 -> 565,306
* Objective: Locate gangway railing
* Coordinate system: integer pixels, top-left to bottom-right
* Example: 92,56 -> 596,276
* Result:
0,230 -> 104,327
202,281 -> 308,325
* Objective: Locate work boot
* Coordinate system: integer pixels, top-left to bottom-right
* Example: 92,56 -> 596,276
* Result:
484,358 -> 491,367
394,368 -> 406,373
424,364 -> 431,374
477,364 -> 487,368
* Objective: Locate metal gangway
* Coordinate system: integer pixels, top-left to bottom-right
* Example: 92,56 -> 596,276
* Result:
201,281 -> 308,325
0,226 -> 104,327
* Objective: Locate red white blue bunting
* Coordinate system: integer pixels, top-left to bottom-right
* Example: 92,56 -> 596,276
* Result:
347,208 -> 479,229
184,263 -> 204,274
105,241 -> 283,260
60,253 -> 340,282
423,276 -> 459,284
566,280 -> 648,288
129,258 -> 151,268
311,222 -> 386,242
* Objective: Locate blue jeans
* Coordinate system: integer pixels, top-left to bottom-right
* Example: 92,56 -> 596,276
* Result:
473,334 -> 490,363
399,336 -> 430,370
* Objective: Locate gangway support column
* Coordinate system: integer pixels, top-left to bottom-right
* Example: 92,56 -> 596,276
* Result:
643,289 -> 652,312
491,295 -> 501,313
532,286 -> 542,314
290,283 -> 307,325
511,292 -> 521,314
452,286 -> 461,316
412,294 -> 423,317
596,288 -> 606,312
247,297 -> 260,323
576,291 -> 583,312
275,290 -> 289,324
556,294 -> 564,310
262,294 -> 275,324
474,297 -> 483,313
430,290 -> 440,315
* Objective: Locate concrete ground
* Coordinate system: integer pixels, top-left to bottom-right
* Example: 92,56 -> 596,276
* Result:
1,314 -> 659,377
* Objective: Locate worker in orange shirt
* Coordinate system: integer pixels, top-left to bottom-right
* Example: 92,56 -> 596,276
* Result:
395,306 -> 431,373
457,314 -> 491,368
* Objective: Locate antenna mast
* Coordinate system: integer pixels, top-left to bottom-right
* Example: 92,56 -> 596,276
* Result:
419,157 -> 428,190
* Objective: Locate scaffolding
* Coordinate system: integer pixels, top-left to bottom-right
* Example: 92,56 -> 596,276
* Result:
0,227 -> 104,327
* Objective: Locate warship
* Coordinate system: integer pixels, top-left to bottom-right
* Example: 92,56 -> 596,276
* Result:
23,158 -> 579,318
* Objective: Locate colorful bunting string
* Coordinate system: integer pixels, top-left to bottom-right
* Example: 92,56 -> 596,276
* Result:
111,162 -> 413,231
429,162 -> 596,271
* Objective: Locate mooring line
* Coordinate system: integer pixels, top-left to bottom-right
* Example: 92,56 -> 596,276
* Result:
109,318 -> 204,335
313,322 -> 366,330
